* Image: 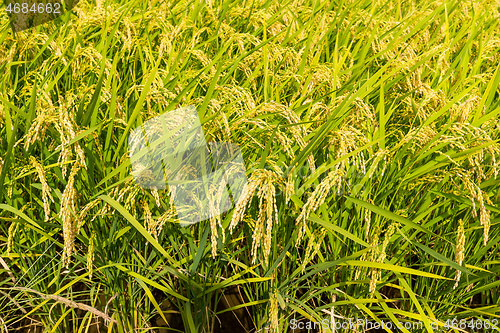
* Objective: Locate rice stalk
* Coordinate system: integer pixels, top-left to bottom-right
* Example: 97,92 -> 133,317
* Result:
78,199 -> 101,229
229,169 -> 281,265
60,163 -> 81,268
29,156 -> 54,222
7,222 -> 18,255
269,288 -> 279,332
301,227 -> 326,273
454,219 -> 465,289
87,231 -> 96,280
143,200 -> 157,239
296,168 -> 344,244
151,189 -> 161,207
11,287 -> 117,324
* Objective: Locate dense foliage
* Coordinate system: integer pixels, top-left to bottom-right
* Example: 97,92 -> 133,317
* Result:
1,0 -> 500,331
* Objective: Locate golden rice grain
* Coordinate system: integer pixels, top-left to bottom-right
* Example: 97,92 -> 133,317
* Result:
328,127 -> 368,174
364,207 -> 371,239
87,232 -> 96,279
376,223 -> 398,282
285,169 -> 295,205
55,107 -> 87,179
208,184 -> 221,259
30,156 -> 54,222
143,201 -> 157,239
229,169 -> 281,264
301,228 -> 326,273
367,231 -> 380,295
269,288 -> 279,332
229,174 -> 262,233
454,219 -> 465,289
151,189 -> 161,207
78,199 -> 100,231
60,163 -> 81,267
369,268 -> 378,297
296,168 -> 344,244
7,222 -> 18,255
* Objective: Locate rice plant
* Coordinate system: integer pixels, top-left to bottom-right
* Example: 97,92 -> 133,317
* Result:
1,0 -> 500,332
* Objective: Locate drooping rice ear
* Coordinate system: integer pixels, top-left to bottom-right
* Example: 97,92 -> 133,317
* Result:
454,219 -> 465,289
143,200 -> 157,239
30,156 -> 54,222
7,222 -> 19,255
60,162 -> 81,268
269,288 -> 280,332
296,168 -> 344,244
87,231 -> 96,280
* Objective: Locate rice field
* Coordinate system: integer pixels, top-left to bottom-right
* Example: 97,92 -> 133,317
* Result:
1,0 -> 500,332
